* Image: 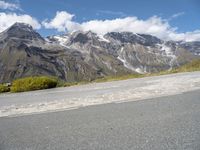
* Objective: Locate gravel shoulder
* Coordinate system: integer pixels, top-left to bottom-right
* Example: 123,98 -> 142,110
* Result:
0,71 -> 200,117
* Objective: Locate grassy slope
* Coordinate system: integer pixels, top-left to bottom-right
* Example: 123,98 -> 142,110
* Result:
93,59 -> 200,83
171,59 -> 200,73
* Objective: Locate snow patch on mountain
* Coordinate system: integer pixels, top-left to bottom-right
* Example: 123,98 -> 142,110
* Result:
157,43 -> 177,69
117,47 -> 145,74
46,35 -> 70,48
134,33 -> 145,41
54,35 -> 69,45
98,35 -> 110,43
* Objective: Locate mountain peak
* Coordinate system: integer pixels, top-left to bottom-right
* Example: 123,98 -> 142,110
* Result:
2,22 -> 44,41
6,22 -> 34,34
11,22 -> 33,29
68,30 -> 99,44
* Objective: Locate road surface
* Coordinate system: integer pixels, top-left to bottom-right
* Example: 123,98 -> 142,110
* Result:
0,89 -> 200,150
0,72 -> 200,117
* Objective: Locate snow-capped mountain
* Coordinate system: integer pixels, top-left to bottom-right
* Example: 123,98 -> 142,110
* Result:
0,23 -> 199,83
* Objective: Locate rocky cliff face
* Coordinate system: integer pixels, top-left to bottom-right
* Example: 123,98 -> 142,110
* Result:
0,23 -> 199,83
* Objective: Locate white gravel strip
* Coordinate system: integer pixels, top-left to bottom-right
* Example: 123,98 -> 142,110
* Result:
0,72 -> 200,117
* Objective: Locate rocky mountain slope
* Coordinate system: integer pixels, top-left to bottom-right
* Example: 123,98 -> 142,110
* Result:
0,23 -> 199,83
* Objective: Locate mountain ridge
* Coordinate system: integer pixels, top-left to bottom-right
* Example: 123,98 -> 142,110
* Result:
0,23 -> 199,83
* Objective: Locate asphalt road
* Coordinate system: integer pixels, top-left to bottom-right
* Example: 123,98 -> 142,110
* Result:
0,89 -> 200,150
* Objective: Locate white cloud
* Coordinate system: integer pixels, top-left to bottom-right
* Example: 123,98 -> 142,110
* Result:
169,30 -> 200,42
43,11 -> 200,42
0,0 -> 20,10
42,11 -> 80,32
171,12 -> 185,19
0,12 -> 41,32
168,12 -> 185,21
80,16 -> 173,38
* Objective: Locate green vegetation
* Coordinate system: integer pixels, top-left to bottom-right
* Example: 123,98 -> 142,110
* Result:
10,76 -> 58,93
0,84 -> 10,93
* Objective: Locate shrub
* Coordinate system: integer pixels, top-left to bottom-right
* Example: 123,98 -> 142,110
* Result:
10,76 -> 58,92
0,84 -> 10,93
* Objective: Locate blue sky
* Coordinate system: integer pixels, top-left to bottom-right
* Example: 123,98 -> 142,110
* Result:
0,0 -> 200,41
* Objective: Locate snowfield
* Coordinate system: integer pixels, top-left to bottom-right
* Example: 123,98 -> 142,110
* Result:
0,72 -> 200,117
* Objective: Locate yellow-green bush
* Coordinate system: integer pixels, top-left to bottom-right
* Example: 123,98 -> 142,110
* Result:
11,76 -> 58,92
0,84 -> 10,93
